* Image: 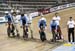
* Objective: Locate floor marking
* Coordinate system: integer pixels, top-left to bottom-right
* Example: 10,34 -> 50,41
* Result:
64,43 -> 72,46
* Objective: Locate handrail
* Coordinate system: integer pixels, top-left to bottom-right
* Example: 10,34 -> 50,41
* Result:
19,8 -> 41,9
0,1 -> 56,4
6,0 -> 56,3
12,4 -> 52,6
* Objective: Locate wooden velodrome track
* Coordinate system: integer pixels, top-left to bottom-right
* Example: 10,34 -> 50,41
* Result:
0,7 -> 75,51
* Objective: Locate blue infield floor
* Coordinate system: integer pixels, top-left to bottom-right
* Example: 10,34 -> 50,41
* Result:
53,43 -> 75,51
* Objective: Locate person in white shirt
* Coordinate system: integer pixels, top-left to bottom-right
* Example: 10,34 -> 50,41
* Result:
53,13 -> 62,40
53,13 -> 60,25
11,12 -> 20,37
26,13 -> 33,39
67,17 -> 75,42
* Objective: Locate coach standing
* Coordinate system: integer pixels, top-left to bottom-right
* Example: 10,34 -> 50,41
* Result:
67,17 -> 75,43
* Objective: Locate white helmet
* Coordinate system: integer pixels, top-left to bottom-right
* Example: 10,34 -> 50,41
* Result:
16,10 -> 20,13
5,11 -> 9,13
52,17 -> 56,20
41,17 -> 45,20
11,9 -> 14,13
